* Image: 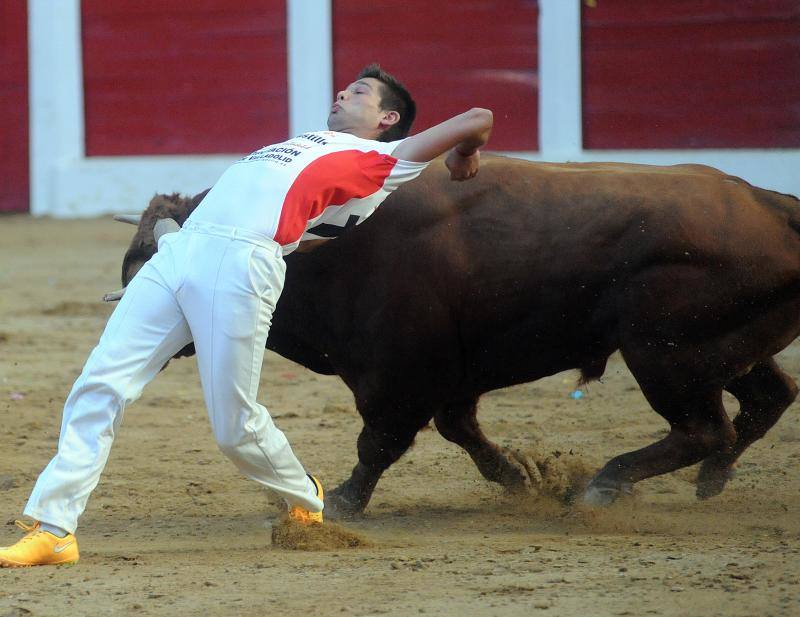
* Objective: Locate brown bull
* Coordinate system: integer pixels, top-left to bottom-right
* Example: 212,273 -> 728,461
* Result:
118,155 -> 800,516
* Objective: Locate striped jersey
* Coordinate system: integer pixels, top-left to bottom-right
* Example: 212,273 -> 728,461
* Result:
188,130 -> 429,254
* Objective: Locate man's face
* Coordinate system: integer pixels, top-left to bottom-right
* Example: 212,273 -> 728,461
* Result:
327,77 -> 397,139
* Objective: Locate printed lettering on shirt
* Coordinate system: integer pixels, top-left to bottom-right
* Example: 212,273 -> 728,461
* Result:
238,144 -> 305,166
297,133 -> 329,146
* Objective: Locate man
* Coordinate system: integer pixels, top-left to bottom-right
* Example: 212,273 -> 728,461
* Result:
0,64 -> 493,567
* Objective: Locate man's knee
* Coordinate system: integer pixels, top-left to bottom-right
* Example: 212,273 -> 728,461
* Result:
214,427 -> 249,456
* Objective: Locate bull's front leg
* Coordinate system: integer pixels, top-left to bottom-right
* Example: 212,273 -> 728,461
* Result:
434,401 -> 537,493
328,406 -> 432,519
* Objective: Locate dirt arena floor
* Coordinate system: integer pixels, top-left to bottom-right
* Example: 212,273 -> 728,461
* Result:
1,215 -> 798,616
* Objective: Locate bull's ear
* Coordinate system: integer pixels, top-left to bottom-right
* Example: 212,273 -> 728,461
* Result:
153,218 -> 181,244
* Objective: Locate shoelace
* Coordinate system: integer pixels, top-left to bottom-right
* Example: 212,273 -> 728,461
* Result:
14,520 -> 43,543
15,520 -> 39,533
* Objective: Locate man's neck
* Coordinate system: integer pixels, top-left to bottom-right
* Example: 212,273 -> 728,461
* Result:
326,127 -> 381,141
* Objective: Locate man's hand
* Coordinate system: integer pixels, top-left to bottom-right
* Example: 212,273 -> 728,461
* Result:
446,149 -> 480,181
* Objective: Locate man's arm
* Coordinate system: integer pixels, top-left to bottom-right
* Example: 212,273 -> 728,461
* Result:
391,107 -> 493,181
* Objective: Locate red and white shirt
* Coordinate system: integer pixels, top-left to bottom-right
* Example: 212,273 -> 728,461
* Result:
189,131 -> 429,254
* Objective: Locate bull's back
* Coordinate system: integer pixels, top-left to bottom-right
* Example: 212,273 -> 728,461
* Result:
428,157 -> 800,288
339,157 -> 800,390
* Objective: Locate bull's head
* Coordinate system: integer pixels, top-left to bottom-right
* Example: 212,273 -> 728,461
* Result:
104,190 -> 210,360
105,187 -> 335,372
105,190 -> 210,302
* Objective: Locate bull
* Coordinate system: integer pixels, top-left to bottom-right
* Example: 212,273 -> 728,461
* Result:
114,155 -> 800,517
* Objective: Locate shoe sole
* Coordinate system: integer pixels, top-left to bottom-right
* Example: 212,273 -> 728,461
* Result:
0,558 -> 79,568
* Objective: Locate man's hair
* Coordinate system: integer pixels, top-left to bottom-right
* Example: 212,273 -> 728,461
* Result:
357,63 -> 416,142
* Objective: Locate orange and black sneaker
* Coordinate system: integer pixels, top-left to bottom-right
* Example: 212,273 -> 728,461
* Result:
287,475 -> 324,525
0,520 -> 79,568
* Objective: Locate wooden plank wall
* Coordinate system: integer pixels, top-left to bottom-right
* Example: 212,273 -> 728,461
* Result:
332,0 -> 539,151
81,0 -> 287,155
0,0 -> 29,212
582,0 -> 800,149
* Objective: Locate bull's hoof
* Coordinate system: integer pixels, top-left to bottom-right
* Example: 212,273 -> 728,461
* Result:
326,486 -> 366,520
494,448 -> 539,493
696,460 -> 737,500
580,480 -> 633,507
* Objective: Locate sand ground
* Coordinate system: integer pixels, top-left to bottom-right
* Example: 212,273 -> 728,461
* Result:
0,215 -> 798,616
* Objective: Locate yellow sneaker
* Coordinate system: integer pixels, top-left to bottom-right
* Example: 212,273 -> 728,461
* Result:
287,475 -> 324,525
0,520 -> 79,568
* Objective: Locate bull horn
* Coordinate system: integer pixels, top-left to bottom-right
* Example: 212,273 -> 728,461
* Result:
113,214 -> 142,225
154,218 -> 181,244
102,287 -> 127,302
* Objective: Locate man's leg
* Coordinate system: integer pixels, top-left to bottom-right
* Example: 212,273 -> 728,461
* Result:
23,259 -> 192,535
181,239 -> 322,513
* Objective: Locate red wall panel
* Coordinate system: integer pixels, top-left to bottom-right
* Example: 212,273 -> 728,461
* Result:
0,0 -> 29,213
582,0 -> 800,149
82,0 -> 287,155
333,0 -> 538,151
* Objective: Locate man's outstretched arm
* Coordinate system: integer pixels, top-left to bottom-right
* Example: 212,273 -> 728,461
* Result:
391,107 -> 493,181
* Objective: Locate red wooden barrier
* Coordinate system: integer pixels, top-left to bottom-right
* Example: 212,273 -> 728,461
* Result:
582,0 -> 800,149
0,0 -> 29,213
333,0 -> 539,151
82,0 -> 288,155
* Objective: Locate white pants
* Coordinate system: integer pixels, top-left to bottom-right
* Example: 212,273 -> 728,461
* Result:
24,220 -> 322,534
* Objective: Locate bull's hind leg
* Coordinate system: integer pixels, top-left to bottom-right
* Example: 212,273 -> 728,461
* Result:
434,401 -> 535,492
328,398 -> 433,518
583,374 -> 736,506
696,358 -> 798,499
